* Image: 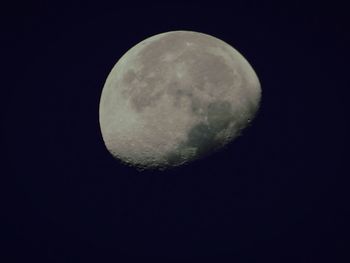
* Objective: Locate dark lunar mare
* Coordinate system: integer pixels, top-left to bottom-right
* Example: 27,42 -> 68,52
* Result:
165,101 -> 243,166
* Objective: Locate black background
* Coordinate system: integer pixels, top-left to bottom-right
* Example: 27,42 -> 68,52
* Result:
2,1 -> 348,262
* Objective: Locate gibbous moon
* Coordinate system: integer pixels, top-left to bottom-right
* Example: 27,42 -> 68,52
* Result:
99,31 -> 261,170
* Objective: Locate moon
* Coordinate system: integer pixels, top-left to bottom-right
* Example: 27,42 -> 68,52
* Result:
99,31 -> 261,170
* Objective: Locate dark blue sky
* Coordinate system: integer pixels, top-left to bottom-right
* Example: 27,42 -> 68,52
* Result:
2,1 -> 348,262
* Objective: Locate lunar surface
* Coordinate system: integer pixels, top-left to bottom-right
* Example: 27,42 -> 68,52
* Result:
99,31 -> 261,170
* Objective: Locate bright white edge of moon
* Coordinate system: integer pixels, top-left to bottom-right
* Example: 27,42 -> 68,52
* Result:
99,30 -> 261,170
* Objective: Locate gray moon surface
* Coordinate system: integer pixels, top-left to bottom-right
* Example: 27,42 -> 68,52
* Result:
99,31 -> 261,170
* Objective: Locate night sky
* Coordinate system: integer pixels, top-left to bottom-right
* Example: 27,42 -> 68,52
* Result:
2,1 -> 348,262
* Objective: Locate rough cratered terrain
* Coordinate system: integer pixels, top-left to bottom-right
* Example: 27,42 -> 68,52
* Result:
99,31 -> 261,170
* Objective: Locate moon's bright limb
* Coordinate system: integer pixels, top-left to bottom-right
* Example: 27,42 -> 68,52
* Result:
99,31 -> 261,170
